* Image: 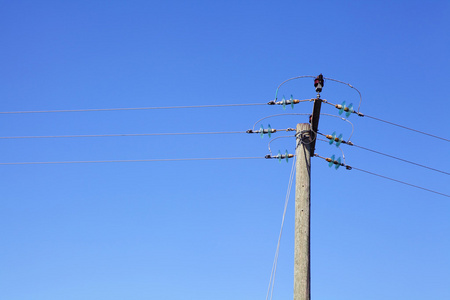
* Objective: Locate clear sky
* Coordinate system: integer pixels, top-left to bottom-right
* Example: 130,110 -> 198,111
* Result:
1,1 -> 449,299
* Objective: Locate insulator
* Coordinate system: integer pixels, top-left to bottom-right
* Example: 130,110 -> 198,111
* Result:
314,74 -> 324,93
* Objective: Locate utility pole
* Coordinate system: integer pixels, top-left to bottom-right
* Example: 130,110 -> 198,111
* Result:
294,122 -> 312,300
293,75 -> 323,300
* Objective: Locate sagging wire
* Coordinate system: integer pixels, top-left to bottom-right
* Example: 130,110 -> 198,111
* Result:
273,75 -> 363,112
317,134 -> 450,176
274,75 -> 316,101
0,157 -> 266,165
314,154 -> 450,198
323,77 -> 363,113
319,113 -> 355,142
317,138 -> 347,165
363,115 -> 450,143
266,155 -> 296,300
0,103 -> 267,115
252,114 -> 311,131
268,136 -> 295,156
322,99 -> 450,143
251,113 -> 354,142
0,131 -> 248,140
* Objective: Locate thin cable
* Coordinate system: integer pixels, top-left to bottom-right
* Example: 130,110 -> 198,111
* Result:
0,157 -> 265,165
252,114 -> 310,131
319,113 -> 355,142
273,75 -> 362,112
322,100 -> 449,143
0,131 -> 247,139
314,154 -> 450,198
352,144 -> 450,176
274,76 -> 316,100
0,103 -> 267,114
252,113 -> 354,141
364,114 -> 450,142
351,166 -> 450,198
268,136 -> 295,156
323,77 -> 363,112
316,135 -> 450,176
266,156 -> 296,300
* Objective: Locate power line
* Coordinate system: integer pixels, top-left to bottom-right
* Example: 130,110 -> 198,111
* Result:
0,157 -> 265,165
321,100 -> 450,142
314,154 -> 450,198
0,103 -> 267,114
363,114 -> 450,142
0,128 -> 297,140
351,166 -> 450,198
351,143 -> 450,176
0,131 -> 247,139
317,135 -> 450,176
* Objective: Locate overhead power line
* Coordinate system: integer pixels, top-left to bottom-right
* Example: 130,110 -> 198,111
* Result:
314,154 -> 450,198
317,135 -> 450,176
351,166 -> 450,198
0,157 -> 266,165
322,100 -> 450,142
0,128 -> 296,140
363,114 -> 450,142
0,103 -> 267,114
0,131 -> 247,139
351,143 -> 450,176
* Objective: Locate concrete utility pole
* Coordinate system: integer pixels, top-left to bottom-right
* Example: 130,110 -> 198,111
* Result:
294,123 -> 312,300
294,75 -> 323,300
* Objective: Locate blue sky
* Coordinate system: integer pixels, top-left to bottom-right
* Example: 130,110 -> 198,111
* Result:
1,1 -> 449,299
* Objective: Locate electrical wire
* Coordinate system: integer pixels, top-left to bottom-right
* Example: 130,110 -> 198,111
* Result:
268,136 -> 295,156
316,134 -> 450,176
273,75 -> 362,112
0,103 -> 267,114
252,114 -> 310,131
0,131 -> 248,139
0,129 -> 300,140
251,113 -> 354,141
274,75 -> 316,101
319,113 -> 355,142
351,143 -> 450,176
363,114 -> 450,142
323,77 -> 363,113
266,155 -> 296,300
0,157 -> 265,165
351,166 -> 450,198
321,100 -> 450,143
314,154 -> 450,198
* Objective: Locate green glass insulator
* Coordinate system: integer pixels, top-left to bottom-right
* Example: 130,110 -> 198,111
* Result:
336,134 -> 343,147
329,131 -> 336,145
328,154 -> 335,168
346,103 -> 354,118
339,101 -> 346,115
335,157 -> 341,170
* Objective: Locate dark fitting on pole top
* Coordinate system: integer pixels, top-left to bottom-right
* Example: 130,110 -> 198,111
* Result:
314,74 -> 324,93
